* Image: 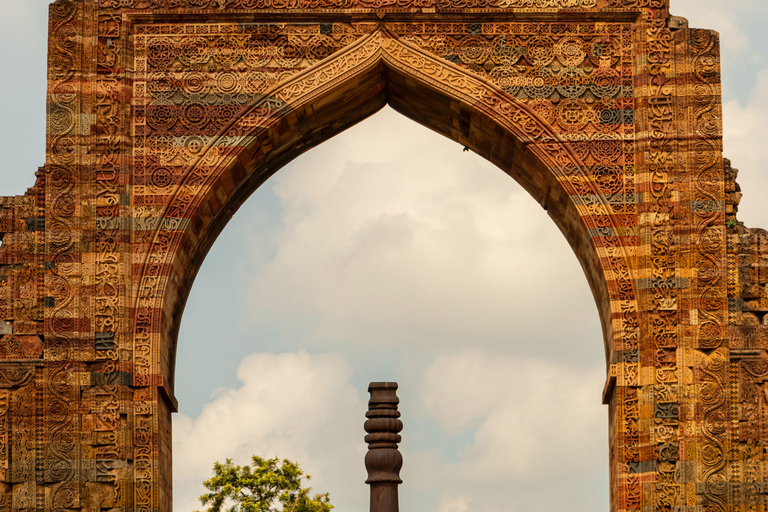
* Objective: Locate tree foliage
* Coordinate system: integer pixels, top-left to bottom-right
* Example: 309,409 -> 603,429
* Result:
196,456 -> 333,512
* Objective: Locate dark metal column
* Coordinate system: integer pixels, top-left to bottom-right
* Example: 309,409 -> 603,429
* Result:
365,382 -> 403,512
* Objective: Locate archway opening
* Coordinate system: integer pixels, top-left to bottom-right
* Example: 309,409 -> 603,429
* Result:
172,105 -> 609,512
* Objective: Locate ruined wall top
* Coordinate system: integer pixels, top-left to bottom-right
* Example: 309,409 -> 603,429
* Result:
86,0 -> 667,14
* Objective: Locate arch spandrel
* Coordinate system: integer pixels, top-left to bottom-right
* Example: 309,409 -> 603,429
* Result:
0,1 -> 757,512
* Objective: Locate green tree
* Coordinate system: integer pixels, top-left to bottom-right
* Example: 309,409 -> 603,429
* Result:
195,456 -> 333,512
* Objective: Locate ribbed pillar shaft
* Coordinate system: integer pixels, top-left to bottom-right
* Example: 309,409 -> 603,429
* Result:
365,382 -> 403,512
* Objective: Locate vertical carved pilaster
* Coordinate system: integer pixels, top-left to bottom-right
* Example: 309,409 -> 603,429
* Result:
365,382 -> 402,512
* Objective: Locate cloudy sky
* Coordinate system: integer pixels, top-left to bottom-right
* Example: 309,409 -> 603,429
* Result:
1,2 -> 767,512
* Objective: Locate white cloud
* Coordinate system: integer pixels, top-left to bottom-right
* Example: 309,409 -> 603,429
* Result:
396,351 -> 608,512
434,494 -> 471,512
0,0 -> 50,195
172,351 -> 367,512
722,70 -> 768,228
239,108 -> 602,365
417,351 -> 605,479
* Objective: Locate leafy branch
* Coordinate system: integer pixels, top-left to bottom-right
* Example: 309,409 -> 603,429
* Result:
195,456 -> 332,512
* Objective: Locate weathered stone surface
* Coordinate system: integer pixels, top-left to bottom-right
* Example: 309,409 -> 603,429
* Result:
0,0 -> 764,511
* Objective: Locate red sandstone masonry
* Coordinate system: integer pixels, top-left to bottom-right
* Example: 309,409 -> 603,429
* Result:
0,1 -> 760,511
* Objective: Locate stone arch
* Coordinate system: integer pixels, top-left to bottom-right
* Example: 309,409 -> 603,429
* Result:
1,2 -> 760,512
127,29 -> 639,508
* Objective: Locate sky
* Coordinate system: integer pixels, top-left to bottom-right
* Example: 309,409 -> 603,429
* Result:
1,2 -> 767,512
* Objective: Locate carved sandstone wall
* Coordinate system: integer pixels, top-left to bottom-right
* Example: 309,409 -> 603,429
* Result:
0,0 -> 764,512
